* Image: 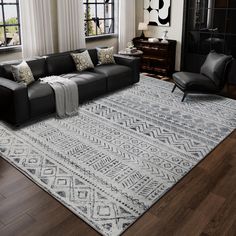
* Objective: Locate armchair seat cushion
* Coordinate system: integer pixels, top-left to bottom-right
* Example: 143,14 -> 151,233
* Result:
94,64 -> 132,91
28,81 -> 55,118
173,72 -> 218,92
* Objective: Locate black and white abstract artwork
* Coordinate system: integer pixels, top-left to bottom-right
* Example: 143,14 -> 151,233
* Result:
144,0 -> 171,26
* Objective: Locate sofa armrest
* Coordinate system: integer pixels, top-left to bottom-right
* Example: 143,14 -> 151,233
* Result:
0,77 -> 30,125
114,54 -> 140,83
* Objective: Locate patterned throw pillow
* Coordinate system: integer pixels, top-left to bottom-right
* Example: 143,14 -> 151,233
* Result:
97,47 -> 116,65
11,61 -> 35,85
71,50 -> 94,72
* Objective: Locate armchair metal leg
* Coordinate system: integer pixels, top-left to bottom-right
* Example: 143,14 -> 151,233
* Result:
172,84 -> 177,93
181,93 -> 187,102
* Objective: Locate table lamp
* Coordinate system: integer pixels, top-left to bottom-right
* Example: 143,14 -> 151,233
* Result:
138,22 -> 148,39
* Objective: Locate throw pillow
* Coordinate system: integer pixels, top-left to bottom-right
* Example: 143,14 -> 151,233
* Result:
71,50 -> 94,72
97,47 -> 116,65
11,61 -> 35,85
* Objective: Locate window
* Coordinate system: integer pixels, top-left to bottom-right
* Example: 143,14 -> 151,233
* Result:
0,0 -> 20,48
83,0 -> 114,37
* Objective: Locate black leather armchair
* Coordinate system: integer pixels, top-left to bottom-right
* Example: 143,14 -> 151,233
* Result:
172,52 -> 233,101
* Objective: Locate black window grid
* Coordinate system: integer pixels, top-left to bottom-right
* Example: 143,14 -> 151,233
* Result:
83,0 -> 114,37
0,0 -> 21,47
184,1 -> 236,57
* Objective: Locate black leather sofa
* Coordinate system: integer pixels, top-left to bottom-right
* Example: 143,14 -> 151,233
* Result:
0,49 -> 140,126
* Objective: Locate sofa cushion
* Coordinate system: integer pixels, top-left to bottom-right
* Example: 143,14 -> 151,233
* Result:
94,64 -> 132,91
0,58 -> 47,81
173,72 -> 218,92
28,81 -> 55,118
46,53 -> 76,75
61,71 -> 106,102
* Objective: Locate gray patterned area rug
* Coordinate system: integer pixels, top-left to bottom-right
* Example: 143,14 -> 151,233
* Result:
0,75 -> 236,236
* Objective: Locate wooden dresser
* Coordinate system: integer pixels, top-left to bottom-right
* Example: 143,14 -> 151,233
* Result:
133,37 -> 176,76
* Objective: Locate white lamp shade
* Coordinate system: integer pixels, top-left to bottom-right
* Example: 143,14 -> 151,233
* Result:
138,22 -> 148,31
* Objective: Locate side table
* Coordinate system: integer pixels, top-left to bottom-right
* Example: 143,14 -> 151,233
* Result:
118,50 -> 143,57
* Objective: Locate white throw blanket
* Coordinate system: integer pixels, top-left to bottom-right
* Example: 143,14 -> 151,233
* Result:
40,76 -> 79,118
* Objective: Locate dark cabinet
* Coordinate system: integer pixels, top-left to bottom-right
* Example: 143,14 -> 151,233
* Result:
182,0 -> 236,81
133,37 -> 176,76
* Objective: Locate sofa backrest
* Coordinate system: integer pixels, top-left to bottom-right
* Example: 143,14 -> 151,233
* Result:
46,52 -> 76,75
87,48 -> 99,66
0,48 -> 100,80
28,59 -> 48,80
0,60 -> 21,80
45,48 -> 99,75
0,58 -> 48,81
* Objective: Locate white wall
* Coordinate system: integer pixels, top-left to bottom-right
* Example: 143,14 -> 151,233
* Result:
87,37 -> 118,52
0,51 -> 22,62
136,0 -> 144,37
136,0 -> 184,71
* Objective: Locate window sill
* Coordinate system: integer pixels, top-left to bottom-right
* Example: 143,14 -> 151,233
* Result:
85,34 -> 118,42
0,45 -> 22,53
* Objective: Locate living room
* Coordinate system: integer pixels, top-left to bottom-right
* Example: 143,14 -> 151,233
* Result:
0,0 -> 235,236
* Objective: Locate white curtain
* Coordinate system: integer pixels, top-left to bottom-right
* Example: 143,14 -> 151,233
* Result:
118,0 -> 136,51
20,0 -> 54,58
57,0 -> 86,52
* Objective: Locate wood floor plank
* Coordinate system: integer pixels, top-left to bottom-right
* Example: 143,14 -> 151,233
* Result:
149,166 -> 210,217
0,221 -> 4,229
43,214 -> 99,236
0,176 -> 33,198
122,212 -> 160,236
0,214 -> 35,236
175,193 -> 225,236
0,158 -> 24,178
0,193 -> 5,201
0,185 -> 42,224
18,205 -> 73,236
26,193 -> 60,218
202,190 -> 236,236
228,220 -> 236,236
151,207 -> 194,236
211,165 -> 236,199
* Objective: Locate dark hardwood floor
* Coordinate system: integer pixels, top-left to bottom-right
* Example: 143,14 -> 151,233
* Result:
0,130 -> 236,236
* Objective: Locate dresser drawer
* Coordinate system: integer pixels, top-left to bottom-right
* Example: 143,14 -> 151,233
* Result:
133,37 -> 176,76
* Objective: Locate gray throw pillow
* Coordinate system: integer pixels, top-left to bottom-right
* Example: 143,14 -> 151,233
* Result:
71,50 -> 94,72
11,61 -> 35,85
200,52 -> 232,85
97,47 -> 116,65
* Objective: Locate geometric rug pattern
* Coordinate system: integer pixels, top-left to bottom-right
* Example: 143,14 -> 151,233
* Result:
0,75 -> 236,236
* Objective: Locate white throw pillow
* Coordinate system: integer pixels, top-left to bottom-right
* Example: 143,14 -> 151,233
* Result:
11,61 -> 35,85
71,50 -> 94,72
97,47 -> 116,65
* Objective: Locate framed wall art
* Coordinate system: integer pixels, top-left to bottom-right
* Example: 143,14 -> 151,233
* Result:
144,0 -> 171,26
